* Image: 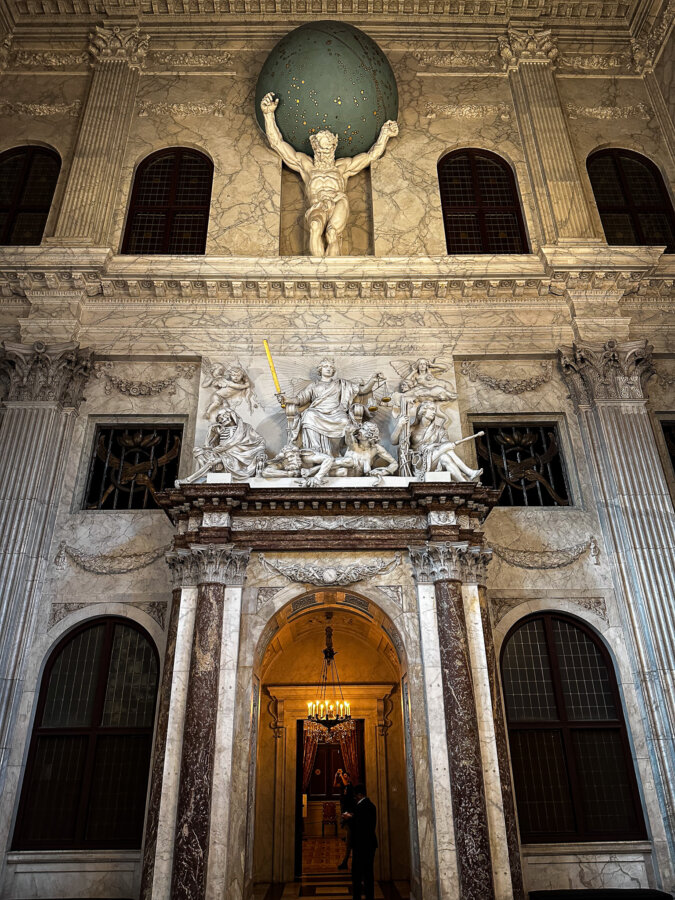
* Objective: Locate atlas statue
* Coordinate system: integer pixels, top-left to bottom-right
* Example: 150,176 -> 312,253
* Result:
260,91 -> 398,257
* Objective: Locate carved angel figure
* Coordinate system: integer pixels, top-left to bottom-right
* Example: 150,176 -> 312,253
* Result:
392,402 -> 482,482
276,359 -> 385,456
202,359 -> 259,420
180,407 -> 266,484
391,357 -> 457,405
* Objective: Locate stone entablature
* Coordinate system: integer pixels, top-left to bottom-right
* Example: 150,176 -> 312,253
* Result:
158,480 -> 500,551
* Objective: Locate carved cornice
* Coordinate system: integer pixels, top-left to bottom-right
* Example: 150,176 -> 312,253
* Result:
408,542 -> 491,584
167,544 -> 250,586
88,24 -> 149,68
0,340 -> 93,407
498,27 -> 559,68
558,339 -> 655,406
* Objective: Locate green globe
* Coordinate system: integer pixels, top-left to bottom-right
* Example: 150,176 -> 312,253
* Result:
255,21 -> 398,158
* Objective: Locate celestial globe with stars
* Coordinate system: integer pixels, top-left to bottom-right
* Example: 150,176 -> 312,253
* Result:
255,21 -> 398,159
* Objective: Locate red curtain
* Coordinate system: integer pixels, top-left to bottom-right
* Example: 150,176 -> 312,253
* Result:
337,725 -> 360,785
302,722 -> 320,792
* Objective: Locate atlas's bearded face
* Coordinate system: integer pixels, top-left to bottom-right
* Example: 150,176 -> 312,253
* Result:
310,130 -> 339,162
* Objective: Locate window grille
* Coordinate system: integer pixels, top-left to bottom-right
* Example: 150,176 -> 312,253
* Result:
121,148 -> 213,255
501,613 -> 645,843
437,149 -> 529,254
0,146 -> 61,245
13,619 -> 158,850
587,149 -> 675,252
474,423 -> 570,506
84,424 -> 182,510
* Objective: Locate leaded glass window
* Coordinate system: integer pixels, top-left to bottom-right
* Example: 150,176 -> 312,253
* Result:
13,619 -> 158,850
0,146 -> 61,245
122,148 -> 213,255
587,149 -> 675,252
474,423 -> 570,506
501,613 -> 645,843
438,149 -> 529,254
84,424 -> 182,510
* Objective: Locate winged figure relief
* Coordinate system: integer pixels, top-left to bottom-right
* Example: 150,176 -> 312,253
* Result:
202,358 -> 260,420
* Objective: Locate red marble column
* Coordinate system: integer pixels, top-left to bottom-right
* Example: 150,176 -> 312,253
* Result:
170,581 -> 224,899
140,585 -> 182,900
478,584 -> 525,900
435,577 -> 495,900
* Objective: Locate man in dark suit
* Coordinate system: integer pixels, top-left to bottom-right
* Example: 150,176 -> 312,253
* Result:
342,783 -> 377,900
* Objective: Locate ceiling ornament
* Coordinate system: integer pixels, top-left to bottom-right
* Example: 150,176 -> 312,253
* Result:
258,552 -> 401,586
490,536 -> 600,570
461,360 -> 553,393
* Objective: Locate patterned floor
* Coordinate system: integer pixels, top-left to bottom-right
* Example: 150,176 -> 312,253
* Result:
283,874 -> 385,898
302,837 -> 347,874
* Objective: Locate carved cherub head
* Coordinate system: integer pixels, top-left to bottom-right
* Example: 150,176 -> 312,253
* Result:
310,129 -> 339,164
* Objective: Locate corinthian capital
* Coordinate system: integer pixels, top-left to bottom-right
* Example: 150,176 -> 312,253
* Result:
174,544 -> 250,586
498,27 -> 559,67
88,24 -> 149,68
0,340 -> 93,407
558,338 -> 655,407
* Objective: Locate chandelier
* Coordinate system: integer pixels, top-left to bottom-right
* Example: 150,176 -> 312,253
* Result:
306,625 -> 353,738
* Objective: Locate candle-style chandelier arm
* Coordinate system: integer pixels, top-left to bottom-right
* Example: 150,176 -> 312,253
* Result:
306,624 -> 353,731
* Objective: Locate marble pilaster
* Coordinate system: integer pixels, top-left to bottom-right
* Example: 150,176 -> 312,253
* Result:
0,340 -> 92,801
168,545 -> 249,900
51,23 -> 148,245
559,338 -> 675,877
140,585 -> 181,900
478,584 -> 525,900
499,27 -> 595,242
410,543 -> 495,900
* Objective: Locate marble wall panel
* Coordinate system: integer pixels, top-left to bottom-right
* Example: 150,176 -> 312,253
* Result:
0,73 -> 89,241
2,850 -> 140,900
655,30 -> 675,131
522,843 -> 655,892
109,61 -> 281,256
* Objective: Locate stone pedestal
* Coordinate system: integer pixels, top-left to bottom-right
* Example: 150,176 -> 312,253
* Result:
0,341 -> 92,798
559,338 -> 675,880
500,27 -> 595,242
51,23 -> 148,246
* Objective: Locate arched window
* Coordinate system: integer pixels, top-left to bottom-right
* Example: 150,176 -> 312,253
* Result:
437,149 -> 529,254
587,149 -> 675,252
13,618 -> 159,850
0,146 -> 61,245
122,148 -> 213,254
501,613 -> 645,843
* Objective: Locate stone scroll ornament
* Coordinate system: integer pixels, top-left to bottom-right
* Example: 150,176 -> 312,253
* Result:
255,22 -> 398,257
54,541 -> 171,574
258,552 -> 402,586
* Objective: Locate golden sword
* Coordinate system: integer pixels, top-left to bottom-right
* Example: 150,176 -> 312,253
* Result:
263,339 -> 285,407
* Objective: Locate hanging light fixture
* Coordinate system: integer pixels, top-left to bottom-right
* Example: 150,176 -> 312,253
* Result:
306,625 -> 353,737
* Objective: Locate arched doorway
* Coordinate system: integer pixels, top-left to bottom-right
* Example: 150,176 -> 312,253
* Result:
252,590 -> 412,896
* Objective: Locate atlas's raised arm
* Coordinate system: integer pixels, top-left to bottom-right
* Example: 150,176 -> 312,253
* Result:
260,93 -> 308,174
339,120 -> 399,177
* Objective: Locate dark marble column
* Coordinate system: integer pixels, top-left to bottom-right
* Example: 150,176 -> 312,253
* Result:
436,575 -> 495,900
140,584 -> 182,900
478,583 -> 525,900
171,579 -> 224,899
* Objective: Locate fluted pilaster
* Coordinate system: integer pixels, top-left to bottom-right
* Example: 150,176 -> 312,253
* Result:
52,23 -> 148,245
0,341 -> 92,800
499,27 -> 595,242
559,336 -> 675,876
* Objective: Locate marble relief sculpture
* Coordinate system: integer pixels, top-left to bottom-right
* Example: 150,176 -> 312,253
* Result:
276,358 -> 386,455
181,407 -> 266,484
260,92 -> 398,257
202,359 -> 259,419
392,402 -> 483,481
